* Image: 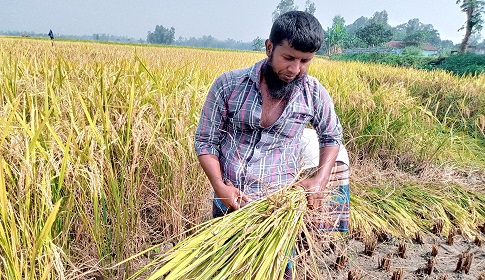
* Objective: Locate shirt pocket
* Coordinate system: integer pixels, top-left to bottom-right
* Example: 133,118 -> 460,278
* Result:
286,101 -> 313,125
229,116 -> 253,133
275,109 -> 312,138
229,103 -> 260,132
287,111 -> 312,125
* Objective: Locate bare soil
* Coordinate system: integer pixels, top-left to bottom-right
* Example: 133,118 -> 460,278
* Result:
298,232 -> 485,279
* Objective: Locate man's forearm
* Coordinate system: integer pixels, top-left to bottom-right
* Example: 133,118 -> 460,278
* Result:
197,154 -> 224,190
197,154 -> 250,209
313,145 -> 339,188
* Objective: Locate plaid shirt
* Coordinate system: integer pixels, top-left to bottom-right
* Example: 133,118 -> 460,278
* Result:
194,59 -> 342,199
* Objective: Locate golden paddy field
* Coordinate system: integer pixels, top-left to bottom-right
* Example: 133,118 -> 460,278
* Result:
1,37 -> 484,279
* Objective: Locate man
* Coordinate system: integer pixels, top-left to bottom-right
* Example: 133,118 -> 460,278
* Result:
48,29 -> 54,46
194,11 -> 349,279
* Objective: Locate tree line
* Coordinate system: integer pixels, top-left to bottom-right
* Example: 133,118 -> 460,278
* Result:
7,0 -> 478,53
146,28 -> 253,50
322,11 -> 449,55
147,0 -> 484,54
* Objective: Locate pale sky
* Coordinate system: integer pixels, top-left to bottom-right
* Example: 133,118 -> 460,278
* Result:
0,0 -> 468,44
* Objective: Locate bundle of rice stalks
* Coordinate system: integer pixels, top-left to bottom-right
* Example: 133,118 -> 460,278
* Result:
130,187 -> 307,280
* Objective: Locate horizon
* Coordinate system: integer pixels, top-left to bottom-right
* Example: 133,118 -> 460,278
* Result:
0,0 -> 471,45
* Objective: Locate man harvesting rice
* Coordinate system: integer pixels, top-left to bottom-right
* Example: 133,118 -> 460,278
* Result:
194,11 -> 349,279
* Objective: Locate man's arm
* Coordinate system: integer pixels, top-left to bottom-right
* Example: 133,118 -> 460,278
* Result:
195,74 -> 251,210
299,145 -> 339,209
302,79 -> 343,209
194,75 -> 248,210
198,154 -> 250,210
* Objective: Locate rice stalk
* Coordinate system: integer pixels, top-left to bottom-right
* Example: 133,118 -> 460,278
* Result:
131,187 -> 307,280
351,183 -> 485,239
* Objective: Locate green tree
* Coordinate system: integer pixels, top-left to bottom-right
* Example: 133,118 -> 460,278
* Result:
405,18 -> 421,35
392,23 -> 407,41
272,0 -> 298,22
402,19 -> 431,46
439,39 -> 455,50
252,37 -> 265,51
304,0 -> 316,15
343,33 -> 367,48
147,25 -> 175,45
356,22 -> 393,47
393,19 -> 441,47
368,10 -> 390,29
423,25 -> 441,46
325,15 -> 348,55
457,0 -> 485,53
346,16 -> 369,34
403,31 -> 428,46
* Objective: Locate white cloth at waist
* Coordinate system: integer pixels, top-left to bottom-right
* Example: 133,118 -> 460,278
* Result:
300,128 -> 349,170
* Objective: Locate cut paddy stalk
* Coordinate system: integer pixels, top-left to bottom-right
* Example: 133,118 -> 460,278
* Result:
141,187 -> 307,280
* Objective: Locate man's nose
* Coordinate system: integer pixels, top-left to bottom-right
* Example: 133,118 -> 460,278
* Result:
287,60 -> 301,75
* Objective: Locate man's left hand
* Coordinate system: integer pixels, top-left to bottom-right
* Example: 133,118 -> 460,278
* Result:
299,176 -> 328,210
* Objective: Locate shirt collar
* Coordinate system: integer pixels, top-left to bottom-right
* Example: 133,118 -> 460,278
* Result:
248,58 -> 268,90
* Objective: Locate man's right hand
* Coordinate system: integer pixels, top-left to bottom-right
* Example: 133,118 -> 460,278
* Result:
214,180 -> 251,210
197,154 -> 252,210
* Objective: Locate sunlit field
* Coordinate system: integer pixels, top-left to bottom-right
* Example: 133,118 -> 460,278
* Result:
1,37 -> 484,279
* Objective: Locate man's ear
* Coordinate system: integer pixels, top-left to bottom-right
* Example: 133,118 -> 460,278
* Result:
265,39 -> 273,57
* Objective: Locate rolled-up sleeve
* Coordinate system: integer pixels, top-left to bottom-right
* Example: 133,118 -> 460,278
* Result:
194,75 -> 228,157
310,81 -> 343,148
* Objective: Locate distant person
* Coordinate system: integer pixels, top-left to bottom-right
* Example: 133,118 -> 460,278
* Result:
48,29 -> 54,46
194,11 -> 350,279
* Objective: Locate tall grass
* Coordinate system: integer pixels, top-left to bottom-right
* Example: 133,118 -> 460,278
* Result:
0,37 -> 484,279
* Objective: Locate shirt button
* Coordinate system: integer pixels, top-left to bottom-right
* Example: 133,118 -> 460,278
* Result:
256,144 -> 261,149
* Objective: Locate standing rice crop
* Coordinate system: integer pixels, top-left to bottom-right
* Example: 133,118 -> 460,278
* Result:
1,37 -> 484,279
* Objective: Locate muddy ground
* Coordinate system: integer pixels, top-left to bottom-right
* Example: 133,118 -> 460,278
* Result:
296,232 -> 485,279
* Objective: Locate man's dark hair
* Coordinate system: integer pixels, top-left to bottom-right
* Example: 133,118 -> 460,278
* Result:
270,11 -> 324,53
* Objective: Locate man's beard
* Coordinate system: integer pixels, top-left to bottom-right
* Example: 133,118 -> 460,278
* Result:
263,59 -> 302,101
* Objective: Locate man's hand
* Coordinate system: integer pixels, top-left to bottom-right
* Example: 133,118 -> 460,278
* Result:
299,145 -> 339,210
214,180 -> 251,210
299,176 -> 329,210
197,154 -> 252,210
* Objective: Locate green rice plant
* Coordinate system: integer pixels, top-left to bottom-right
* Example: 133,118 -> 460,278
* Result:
1,37 -> 267,278
0,90 -> 66,279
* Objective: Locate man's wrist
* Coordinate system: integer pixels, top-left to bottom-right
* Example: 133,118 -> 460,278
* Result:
313,173 -> 329,185
212,180 -> 227,190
